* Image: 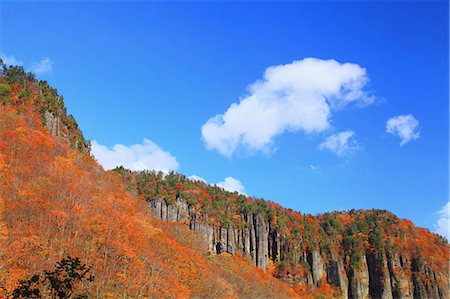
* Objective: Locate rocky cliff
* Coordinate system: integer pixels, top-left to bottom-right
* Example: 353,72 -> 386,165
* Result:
141,186 -> 448,299
0,61 -> 90,153
42,110 -> 90,153
110,169 -> 448,299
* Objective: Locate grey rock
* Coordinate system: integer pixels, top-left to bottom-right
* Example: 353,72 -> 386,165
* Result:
350,254 -> 369,299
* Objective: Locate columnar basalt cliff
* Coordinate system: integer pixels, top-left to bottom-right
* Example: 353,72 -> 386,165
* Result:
149,196 -> 448,299
115,170 -> 449,299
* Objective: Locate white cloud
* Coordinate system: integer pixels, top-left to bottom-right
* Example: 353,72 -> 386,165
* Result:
309,165 -> 320,171
0,54 -> 53,76
188,175 -> 206,182
386,114 -> 420,146
201,58 -> 374,157
309,164 -> 322,174
216,177 -> 246,194
435,202 -> 449,240
188,175 -> 245,194
0,53 -> 24,66
319,130 -> 359,156
30,57 -> 53,75
91,138 -> 179,172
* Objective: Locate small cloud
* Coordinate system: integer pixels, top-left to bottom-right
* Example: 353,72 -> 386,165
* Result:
201,57 -> 375,157
434,201 -> 449,240
91,138 -> 179,172
319,130 -> 359,156
216,176 -> 246,194
0,54 -> 54,76
309,164 -> 322,174
188,175 -> 206,183
0,53 -> 24,66
189,175 -> 245,194
30,57 -> 53,75
386,114 -> 420,146
309,164 -> 319,171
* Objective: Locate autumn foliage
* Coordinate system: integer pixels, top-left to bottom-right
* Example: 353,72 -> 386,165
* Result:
116,168 -> 449,285
0,94 -> 297,296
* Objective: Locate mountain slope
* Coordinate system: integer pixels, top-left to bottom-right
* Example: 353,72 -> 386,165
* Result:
0,62 -> 448,298
0,63 -> 297,298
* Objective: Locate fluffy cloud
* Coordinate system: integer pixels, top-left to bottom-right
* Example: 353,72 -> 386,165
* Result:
386,114 -> 420,146
30,57 -> 53,75
189,175 -> 245,194
319,130 -> 358,156
0,53 -> 54,75
201,58 -> 374,157
435,201 -> 449,240
216,177 -> 246,194
188,175 -> 206,182
91,138 -> 179,172
0,53 -> 24,66
0,53 -> 23,66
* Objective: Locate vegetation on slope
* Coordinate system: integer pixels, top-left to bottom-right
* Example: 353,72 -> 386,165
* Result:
114,169 -> 449,295
0,59 -> 90,152
0,104 -> 297,298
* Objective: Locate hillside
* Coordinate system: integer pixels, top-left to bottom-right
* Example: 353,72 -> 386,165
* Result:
0,62 -> 297,298
0,61 -> 448,298
115,169 -> 449,299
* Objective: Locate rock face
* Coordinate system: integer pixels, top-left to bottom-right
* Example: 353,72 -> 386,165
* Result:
327,250 -> 349,298
43,111 -> 90,152
387,254 -> 414,299
308,250 -> 325,287
366,252 -> 393,299
349,254 -> 370,299
149,197 -> 448,299
44,111 -> 62,137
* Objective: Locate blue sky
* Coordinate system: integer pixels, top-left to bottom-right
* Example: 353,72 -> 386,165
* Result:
1,1 -> 448,237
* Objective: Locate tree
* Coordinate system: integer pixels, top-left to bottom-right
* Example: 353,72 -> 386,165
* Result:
10,275 -> 41,299
9,257 -> 93,299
